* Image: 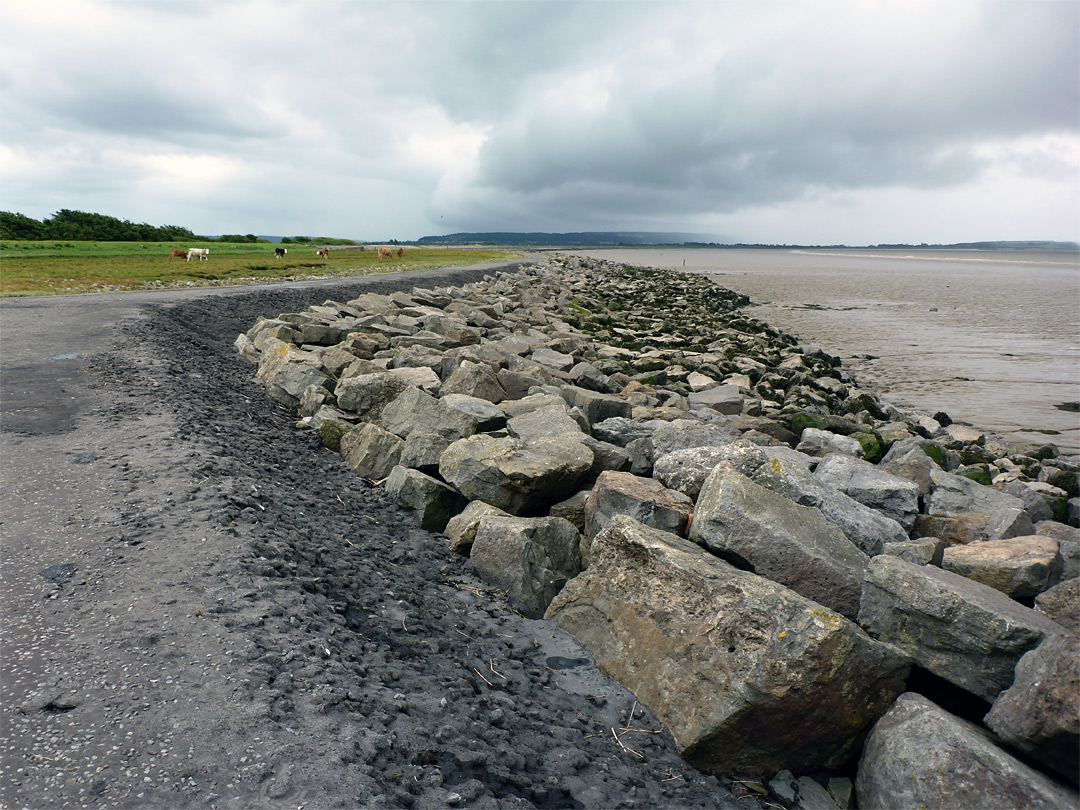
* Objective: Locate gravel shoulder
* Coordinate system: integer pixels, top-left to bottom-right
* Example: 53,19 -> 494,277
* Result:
1,264 -> 766,809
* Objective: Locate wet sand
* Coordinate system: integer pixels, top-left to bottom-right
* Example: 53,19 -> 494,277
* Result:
577,248 -> 1080,458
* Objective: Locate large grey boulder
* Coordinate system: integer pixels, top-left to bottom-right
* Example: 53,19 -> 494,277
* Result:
1034,578 -> 1079,633
546,517 -> 910,776
591,417 -> 657,448
1036,520 -> 1080,581
471,515 -> 582,618
925,470 -> 1035,542
558,385 -> 633,425
813,453 -> 920,531
339,423 -> 404,480
384,466 -> 467,532
753,456 -> 908,557
439,360 -> 507,403
439,434 -> 594,515
796,428 -> 864,459
379,386 -> 480,441
443,500 -> 511,555
942,534 -> 1062,599
687,383 -> 745,415
399,431 -> 452,475
653,440 -> 767,500
690,465 -> 869,619
440,393 -> 506,433
257,343 -> 336,408
506,403 -> 585,441
984,634 -> 1080,784
858,555 -> 1069,701
583,471 -> 693,542
650,419 -> 739,458
334,372 -> 413,421
856,692 -> 1077,810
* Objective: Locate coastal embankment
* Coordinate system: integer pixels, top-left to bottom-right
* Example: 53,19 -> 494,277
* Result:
575,248 -> 1080,458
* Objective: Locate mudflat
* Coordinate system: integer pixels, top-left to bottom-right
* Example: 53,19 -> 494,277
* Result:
0,264 -> 763,809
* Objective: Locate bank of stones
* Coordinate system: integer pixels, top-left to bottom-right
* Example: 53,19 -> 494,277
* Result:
239,254 -> 1079,808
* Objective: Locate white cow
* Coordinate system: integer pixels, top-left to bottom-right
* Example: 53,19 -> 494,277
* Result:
186,248 -> 209,262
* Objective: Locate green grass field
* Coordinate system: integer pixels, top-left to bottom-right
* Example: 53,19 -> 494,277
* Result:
0,241 -> 521,296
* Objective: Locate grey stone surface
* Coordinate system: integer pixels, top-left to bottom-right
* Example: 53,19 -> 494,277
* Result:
384,465 -> 467,532
858,555 -> 1069,701
925,470 -> 1035,542
857,692 -> 1077,810
547,517 -> 910,776
339,422 -> 404,480
334,371 -> 413,421
796,428 -> 864,459
984,633 -> 1080,784
471,515 -> 582,619
813,453 -> 920,532
583,470 -> 693,542
379,386 -> 480,441
1034,578 -> 1079,633
691,465 -> 869,619
942,534 -> 1062,599
443,500 -> 510,555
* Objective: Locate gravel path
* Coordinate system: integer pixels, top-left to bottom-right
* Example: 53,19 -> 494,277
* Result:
1,265 -> 771,809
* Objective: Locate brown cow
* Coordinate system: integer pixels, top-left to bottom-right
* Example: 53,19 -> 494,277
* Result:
317,247 -> 330,258
170,249 -> 186,258
397,247 -> 404,257
378,247 -> 392,259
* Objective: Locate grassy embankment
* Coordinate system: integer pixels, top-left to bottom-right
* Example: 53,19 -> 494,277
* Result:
0,241 -> 522,297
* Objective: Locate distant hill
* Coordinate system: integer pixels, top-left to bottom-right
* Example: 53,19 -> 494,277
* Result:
416,231 -> 717,247
416,232 -> 1079,252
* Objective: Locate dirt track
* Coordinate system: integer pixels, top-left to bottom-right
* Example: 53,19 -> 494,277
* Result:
1,264 -> 769,809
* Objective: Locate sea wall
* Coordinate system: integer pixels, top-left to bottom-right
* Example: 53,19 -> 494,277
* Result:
238,254 -> 1078,809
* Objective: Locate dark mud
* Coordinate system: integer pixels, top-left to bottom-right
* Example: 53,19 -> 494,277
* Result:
1,268 -> 772,809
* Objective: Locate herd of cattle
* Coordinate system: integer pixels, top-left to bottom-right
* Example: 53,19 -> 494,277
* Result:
169,246 -> 404,261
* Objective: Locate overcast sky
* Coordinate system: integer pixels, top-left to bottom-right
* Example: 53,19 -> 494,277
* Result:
1,0 -> 1077,243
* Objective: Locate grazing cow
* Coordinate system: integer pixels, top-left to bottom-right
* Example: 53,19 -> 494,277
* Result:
317,247 -> 329,258
186,248 -> 209,261
170,249 -> 186,258
378,247 -> 393,259
397,247 -> 404,257
275,247 -> 287,258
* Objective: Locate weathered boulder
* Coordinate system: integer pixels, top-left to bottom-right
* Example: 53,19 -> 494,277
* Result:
591,417 -> 657,448
506,403 -> 585,441
882,536 -> 945,566
1036,520 -> 1080,581
925,470 -> 1035,542
439,360 -> 507,403
384,465 -> 467,532
813,453 -> 920,532
399,431 -> 451,475
858,555 -> 1068,701
583,471 -> 693,542
687,384 -> 746,415
471,515 -> 582,618
440,393 -> 506,433
558,385 -> 633,425
546,517 -> 910,776
439,434 -> 593,515
690,465 -> 869,619
386,364 -> 441,393
1034,578 -> 1079,633
796,428 -> 864,459
379,386 -> 480,441
942,535 -> 1062,600
653,440 -> 766,500
650,419 -> 739,459
443,500 -> 510,555
984,633 -> 1080,784
334,372 -> 413,421
258,344 -> 335,408
753,456 -> 908,557
339,423 -> 404,480
856,692 -> 1077,810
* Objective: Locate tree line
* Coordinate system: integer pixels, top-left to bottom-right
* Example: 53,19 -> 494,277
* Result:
1,209 -> 201,242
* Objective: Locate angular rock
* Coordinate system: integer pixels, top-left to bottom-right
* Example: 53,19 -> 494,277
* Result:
753,456 -> 908,557
548,490 -> 589,537
687,384 -> 745,415
384,465 -> 467,532
439,360 -> 507,403
399,431 -> 452,475
925,470 -> 1035,542
439,434 -> 593,515
858,555 -> 1069,701
506,403 -> 585,441
1036,520 -> 1080,581
379,386 -> 479,441
857,692 -> 1077,810
591,417 -> 657,448
984,634 -> 1080,784
882,536 -> 945,566
339,423 -> 404,480
813,453 -> 920,532
1034,578 -> 1079,633
386,364 -> 441,393
558,385 -> 633,425
650,419 -> 738,459
690,465 -> 869,619
471,515 -> 582,619
796,428 -> 864,459
440,393 -> 506,432
334,372 -> 413,421
653,440 -> 767,500
942,535 -> 1062,600
443,500 -> 510,555
583,471 -> 693,542
546,517 -> 910,776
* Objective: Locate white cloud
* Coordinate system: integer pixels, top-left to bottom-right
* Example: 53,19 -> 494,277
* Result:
0,0 -> 1076,241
